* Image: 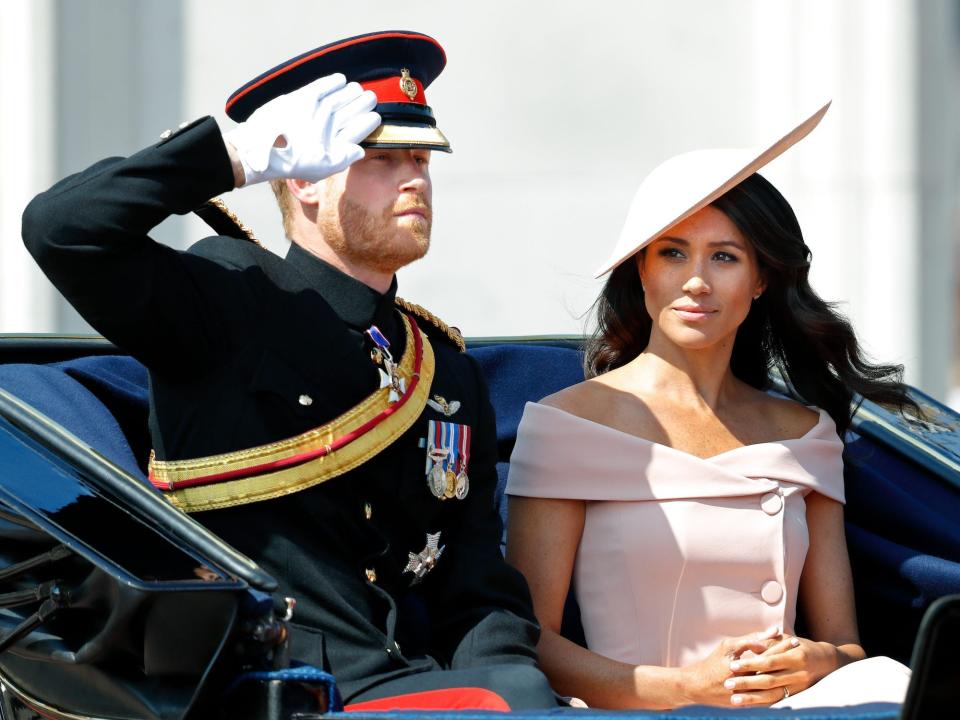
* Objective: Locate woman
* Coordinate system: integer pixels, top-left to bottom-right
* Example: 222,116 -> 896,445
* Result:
505,103 -> 915,709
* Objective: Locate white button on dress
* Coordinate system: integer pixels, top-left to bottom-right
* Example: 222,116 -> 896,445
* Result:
761,580 -> 784,604
761,491 -> 784,515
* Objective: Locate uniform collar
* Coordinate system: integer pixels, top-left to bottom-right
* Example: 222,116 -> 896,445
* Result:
286,242 -> 398,331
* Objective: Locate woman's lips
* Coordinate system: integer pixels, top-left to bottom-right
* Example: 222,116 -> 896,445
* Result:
672,306 -> 717,322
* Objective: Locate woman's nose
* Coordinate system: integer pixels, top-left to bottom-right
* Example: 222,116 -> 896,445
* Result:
682,274 -> 711,294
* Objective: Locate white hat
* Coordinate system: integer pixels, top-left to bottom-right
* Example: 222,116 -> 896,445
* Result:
595,101 -> 831,277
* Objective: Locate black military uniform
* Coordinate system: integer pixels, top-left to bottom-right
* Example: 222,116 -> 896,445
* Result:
22,31 -> 554,708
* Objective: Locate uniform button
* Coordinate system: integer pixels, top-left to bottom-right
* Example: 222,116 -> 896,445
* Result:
364,502 -> 373,520
760,492 -> 783,515
298,394 -> 313,406
159,129 -> 173,139
761,580 -> 783,604
385,640 -> 401,655
365,568 -> 377,583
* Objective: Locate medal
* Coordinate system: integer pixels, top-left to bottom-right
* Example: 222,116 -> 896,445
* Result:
455,470 -> 470,500
403,531 -> 445,582
424,420 -> 472,501
366,325 -> 406,403
444,469 -> 457,499
429,457 -> 447,498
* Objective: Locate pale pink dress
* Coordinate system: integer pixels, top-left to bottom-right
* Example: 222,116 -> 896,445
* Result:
506,402 -> 910,707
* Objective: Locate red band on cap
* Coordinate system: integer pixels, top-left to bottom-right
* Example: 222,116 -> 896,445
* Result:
225,31 -> 443,116
361,76 -> 426,104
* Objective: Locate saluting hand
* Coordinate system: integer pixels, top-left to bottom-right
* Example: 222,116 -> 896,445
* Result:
223,73 -> 380,187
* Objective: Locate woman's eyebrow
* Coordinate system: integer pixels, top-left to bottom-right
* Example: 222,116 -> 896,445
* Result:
708,239 -> 746,250
655,237 -> 745,250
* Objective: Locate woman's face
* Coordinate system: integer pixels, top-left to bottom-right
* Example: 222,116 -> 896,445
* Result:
638,204 -> 765,351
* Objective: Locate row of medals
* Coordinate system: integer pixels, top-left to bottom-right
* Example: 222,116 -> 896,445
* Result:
368,332 -> 469,502
428,458 -> 469,501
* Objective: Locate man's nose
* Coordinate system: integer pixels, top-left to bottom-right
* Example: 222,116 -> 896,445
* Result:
399,169 -> 429,194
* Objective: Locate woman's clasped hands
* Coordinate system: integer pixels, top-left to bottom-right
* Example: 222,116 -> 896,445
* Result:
723,632 -> 847,706
675,625 -> 843,707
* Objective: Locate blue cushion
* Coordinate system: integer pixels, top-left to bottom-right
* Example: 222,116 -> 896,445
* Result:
0,356 -> 147,480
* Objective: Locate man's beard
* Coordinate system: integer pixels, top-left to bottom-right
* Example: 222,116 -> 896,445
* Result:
320,195 -> 432,275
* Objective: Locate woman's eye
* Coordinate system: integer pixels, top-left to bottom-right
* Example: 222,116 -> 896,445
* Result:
714,251 -> 739,263
658,248 -> 685,259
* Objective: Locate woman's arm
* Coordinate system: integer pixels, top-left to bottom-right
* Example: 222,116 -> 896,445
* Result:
721,492 -> 866,705
506,495 -> 771,708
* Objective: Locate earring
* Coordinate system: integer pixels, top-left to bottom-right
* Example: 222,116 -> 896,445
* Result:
752,293 -> 761,300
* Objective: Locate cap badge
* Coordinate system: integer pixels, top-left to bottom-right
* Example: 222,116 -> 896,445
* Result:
399,68 -> 418,101
404,531 -> 445,582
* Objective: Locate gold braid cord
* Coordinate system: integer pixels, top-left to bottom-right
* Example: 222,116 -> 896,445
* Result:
395,297 -> 465,352
203,198 -> 265,248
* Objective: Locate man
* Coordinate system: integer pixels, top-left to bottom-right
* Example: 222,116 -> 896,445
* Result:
22,31 -> 555,710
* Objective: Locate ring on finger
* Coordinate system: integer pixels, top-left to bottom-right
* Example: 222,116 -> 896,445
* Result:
782,686 -> 790,700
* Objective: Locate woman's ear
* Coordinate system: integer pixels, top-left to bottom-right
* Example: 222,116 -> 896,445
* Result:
753,275 -> 768,300
636,251 -> 647,292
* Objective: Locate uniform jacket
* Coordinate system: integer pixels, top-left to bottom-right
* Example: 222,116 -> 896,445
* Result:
21,116 -> 540,701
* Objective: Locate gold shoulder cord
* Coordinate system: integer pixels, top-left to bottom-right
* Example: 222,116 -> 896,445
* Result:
194,197 -> 266,248
395,297 -> 465,352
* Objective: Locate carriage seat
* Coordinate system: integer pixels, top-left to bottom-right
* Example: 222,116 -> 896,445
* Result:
1,345 -> 959,666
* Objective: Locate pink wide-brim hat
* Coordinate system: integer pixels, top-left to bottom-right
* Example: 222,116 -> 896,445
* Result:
595,101 -> 831,278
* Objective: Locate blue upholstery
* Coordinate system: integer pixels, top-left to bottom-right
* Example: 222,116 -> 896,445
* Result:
0,356 -> 147,480
469,345 -> 586,542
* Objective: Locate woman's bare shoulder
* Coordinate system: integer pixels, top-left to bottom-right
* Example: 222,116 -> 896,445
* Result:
748,390 -> 823,438
539,378 -> 614,416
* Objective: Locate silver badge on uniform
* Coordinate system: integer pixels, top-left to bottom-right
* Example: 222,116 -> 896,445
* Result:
404,531 -> 445,582
424,420 -> 471,500
426,394 -> 461,416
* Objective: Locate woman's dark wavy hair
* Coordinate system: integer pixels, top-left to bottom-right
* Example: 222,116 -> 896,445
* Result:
584,172 -> 918,434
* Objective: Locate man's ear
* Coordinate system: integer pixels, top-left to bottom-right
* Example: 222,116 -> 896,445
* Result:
286,178 -> 322,205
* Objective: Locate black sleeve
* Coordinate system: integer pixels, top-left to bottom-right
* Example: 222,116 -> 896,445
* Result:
21,117 -> 240,376
427,354 -> 541,669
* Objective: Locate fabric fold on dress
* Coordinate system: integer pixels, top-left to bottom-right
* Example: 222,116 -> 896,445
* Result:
507,402 -> 844,503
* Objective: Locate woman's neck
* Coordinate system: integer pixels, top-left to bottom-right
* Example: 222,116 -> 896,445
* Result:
622,332 -> 743,411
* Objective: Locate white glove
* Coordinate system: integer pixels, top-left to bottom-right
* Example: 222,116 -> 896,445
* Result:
224,73 -> 380,186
